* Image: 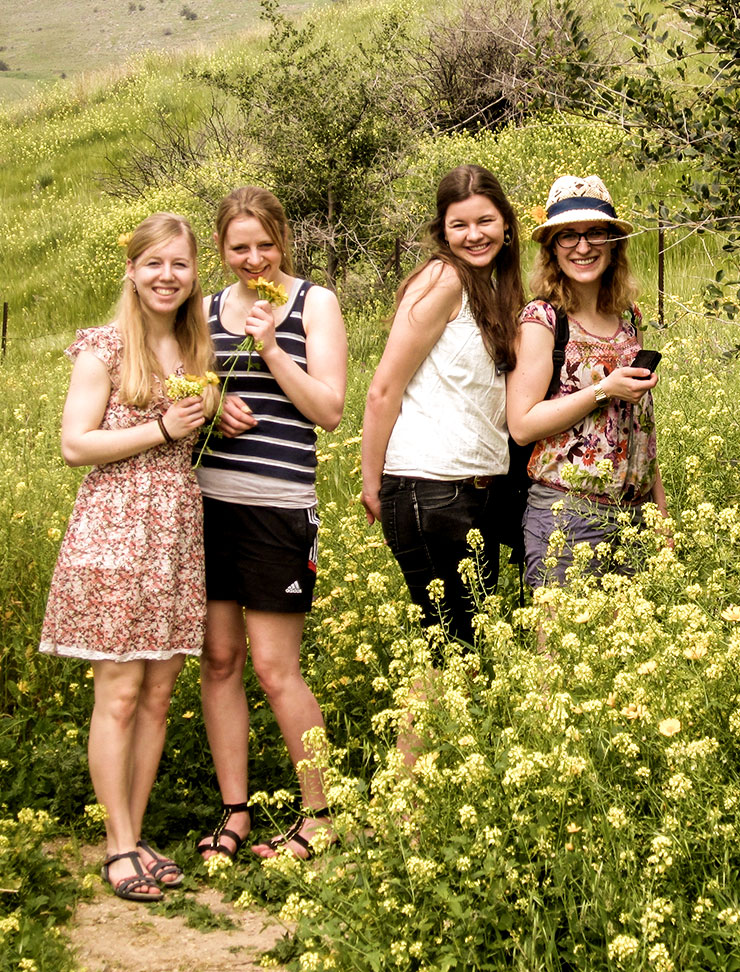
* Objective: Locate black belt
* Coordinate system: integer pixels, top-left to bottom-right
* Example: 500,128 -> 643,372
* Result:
458,475 -> 498,488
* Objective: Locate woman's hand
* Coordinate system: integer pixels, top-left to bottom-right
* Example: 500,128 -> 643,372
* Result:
245,286 -> 347,431
601,367 -> 658,403
218,394 -> 258,437
361,486 -> 382,526
244,299 -> 277,355
161,396 -> 205,440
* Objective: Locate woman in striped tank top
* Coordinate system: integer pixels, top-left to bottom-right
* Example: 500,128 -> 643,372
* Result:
196,187 -> 347,860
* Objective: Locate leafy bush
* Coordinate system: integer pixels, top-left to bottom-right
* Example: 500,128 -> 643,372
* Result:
0,809 -> 83,972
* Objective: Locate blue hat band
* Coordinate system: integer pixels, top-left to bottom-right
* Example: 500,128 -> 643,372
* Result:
547,196 -> 617,220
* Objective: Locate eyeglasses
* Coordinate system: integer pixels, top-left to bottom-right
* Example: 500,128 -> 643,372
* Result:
553,228 -> 615,249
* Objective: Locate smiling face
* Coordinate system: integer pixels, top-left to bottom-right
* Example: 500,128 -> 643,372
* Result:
553,220 -> 615,287
219,215 -> 285,287
443,194 -> 508,271
126,232 -> 196,322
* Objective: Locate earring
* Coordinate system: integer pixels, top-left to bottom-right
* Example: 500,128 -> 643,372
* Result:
132,281 -> 138,295
503,229 -> 512,247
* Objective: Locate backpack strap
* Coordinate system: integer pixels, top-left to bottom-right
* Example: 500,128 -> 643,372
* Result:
534,299 -> 569,400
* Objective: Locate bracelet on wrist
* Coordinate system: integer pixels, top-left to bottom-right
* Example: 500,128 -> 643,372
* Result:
157,415 -> 174,444
593,381 -> 609,405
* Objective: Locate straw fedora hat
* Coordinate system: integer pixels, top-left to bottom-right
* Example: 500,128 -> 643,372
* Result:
531,175 -> 633,243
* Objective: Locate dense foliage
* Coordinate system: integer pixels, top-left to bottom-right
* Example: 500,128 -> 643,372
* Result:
3,0 -> 740,969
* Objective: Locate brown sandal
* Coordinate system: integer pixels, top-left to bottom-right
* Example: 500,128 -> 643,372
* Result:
136,839 -> 184,888
101,850 -> 163,902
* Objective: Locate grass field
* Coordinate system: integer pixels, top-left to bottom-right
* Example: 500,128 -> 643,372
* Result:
0,0 -> 324,101
4,0 -> 740,969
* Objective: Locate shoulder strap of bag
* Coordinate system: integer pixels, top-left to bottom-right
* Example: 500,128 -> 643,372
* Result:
534,299 -> 569,400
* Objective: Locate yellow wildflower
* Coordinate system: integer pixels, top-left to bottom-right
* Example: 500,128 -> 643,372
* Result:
247,276 -> 289,306
658,718 -> 681,737
637,660 -> 657,675
722,605 -> 740,622
684,645 -> 708,660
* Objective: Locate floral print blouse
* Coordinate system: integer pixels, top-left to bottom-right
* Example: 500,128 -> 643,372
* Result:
523,300 -> 658,503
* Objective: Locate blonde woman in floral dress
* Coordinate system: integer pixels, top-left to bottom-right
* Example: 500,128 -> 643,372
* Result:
507,175 -> 668,586
40,213 -> 218,901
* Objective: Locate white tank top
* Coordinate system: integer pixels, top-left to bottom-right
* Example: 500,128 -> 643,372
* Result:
384,292 -> 509,479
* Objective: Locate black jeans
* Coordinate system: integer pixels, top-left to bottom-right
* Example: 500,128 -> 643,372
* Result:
379,474 -> 500,646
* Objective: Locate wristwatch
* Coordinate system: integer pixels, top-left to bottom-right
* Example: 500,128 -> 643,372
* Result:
593,381 -> 609,404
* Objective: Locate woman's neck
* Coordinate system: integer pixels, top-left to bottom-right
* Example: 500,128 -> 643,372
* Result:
141,309 -> 177,341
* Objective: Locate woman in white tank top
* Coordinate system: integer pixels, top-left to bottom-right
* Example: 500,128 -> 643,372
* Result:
361,165 -> 524,658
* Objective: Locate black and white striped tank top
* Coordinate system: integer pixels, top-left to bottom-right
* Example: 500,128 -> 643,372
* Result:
198,282 -> 317,485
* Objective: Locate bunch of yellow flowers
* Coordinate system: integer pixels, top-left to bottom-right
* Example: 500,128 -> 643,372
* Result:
246,276 -> 289,306
165,372 -> 220,401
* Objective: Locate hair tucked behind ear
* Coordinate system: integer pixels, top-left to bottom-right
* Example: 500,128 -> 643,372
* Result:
118,212 -> 218,416
396,165 -> 524,371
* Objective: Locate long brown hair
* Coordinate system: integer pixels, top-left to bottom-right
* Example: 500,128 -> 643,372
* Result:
529,231 -> 639,316
119,212 -> 218,415
397,165 -> 524,371
214,186 -> 294,275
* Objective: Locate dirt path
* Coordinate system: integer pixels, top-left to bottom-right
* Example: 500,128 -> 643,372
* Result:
66,845 -> 287,972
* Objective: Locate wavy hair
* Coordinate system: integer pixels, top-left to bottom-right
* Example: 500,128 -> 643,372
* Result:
214,186 -> 294,275
397,165 -> 524,371
529,231 -> 639,316
118,212 -> 218,415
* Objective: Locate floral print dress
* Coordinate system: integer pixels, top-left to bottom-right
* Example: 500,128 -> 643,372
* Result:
39,323 -> 205,662
523,300 -> 658,503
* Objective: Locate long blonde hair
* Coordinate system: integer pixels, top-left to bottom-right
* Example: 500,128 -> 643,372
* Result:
118,213 -> 218,415
214,186 -> 294,275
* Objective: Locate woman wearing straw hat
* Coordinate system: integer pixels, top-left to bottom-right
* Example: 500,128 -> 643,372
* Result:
506,174 -> 669,586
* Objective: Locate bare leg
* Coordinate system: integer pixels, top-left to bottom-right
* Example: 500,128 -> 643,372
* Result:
198,600 -> 251,857
396,670 -> 439,769
246,610 -> 331,858
128,655 -> 185,883
89,659 -> 158,895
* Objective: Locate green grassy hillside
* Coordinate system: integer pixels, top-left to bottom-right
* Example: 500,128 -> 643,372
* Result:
0,0 -> 324,101
4,1 -> 740,969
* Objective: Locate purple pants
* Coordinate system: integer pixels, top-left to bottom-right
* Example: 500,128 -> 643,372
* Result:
523,482 -> 646,587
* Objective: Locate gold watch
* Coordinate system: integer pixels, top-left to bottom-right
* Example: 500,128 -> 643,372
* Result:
593,381 -> 609,404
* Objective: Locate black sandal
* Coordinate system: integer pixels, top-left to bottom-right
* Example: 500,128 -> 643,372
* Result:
262,807 -> 337,860
101,850 -> 164,902
196,801 -> 252,861
136,838 -> 184,888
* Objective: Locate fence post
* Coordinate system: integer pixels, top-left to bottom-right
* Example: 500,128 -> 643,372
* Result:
657,204 -> 665,329
1,302 -> 7,359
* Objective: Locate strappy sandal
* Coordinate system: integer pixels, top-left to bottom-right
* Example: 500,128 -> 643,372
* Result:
257,807 -> 338,860
196,801 -> 252,861
136,838 -> 184,888
101,850 -> 164,902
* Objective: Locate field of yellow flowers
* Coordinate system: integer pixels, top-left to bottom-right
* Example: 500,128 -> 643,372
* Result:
4,12 -> 740,971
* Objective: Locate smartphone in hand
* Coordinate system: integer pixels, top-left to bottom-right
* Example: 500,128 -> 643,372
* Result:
630,349 -> 662,376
